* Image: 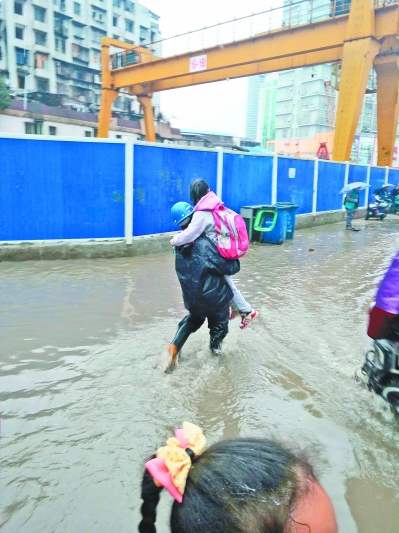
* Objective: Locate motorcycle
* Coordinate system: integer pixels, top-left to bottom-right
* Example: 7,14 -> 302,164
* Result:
365,194 -> 391,220
360,316 -> 399,418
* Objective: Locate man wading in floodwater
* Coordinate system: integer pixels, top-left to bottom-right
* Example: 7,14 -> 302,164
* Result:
164,202 -> 240,372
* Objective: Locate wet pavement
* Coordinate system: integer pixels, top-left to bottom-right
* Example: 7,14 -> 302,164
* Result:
1,217 -> 399,533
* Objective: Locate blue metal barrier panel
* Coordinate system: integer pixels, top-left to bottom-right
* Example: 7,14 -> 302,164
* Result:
0,138 -> 125,241
133,145 -> 217,236
222,153 -> 273,212
348,164 -> 368,207
369,167 -> 386,198
317,161 -> 346,212
388,168 -> 399,185
277,158 -> 314,214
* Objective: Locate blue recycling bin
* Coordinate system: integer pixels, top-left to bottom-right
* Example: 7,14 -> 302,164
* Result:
275,202 -> 299,240
253,206 -> 288,245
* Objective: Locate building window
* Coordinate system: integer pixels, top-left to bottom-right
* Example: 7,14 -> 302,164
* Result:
54,17 -> 69,37
74,1 -> 80,14
85,131 -> 92,137
35,53 -> 49,69
37,78 -> 49,92
55,38 -> 66,53
17,75 -> 25,89
15,26 -> 24,40
113,0 -> 120,6
126,20 -> 134,33
91,28 -> 106,44
25,121 -> 43,135
34,7 -> 46,22
15,47 -> 29,66
73,23 -> 84,38
92,8 -> 105,22
49,126 -> 57,135
125,0 -> 134,13
35,31 -> 47,46
14,2 -> 23,15
113,16 -> 118,27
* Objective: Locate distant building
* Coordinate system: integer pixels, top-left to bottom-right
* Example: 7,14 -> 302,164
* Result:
245,74 -> 264,141
259,75 -> 278,145
0,0 -> 161,113
274,64 -> 334,141
245,73 -> 278,145
0,99 -> 182,141
179,129 -> 259,150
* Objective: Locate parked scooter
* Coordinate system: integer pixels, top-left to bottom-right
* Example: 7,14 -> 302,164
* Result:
365,194 -> 391,220
361,316 -> 399,418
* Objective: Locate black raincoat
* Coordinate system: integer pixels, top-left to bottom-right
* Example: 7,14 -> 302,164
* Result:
175,235 -> 240,317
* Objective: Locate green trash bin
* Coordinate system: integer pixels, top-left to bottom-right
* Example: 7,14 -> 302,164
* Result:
274,202 -> 299,240
253,206 -> 288,245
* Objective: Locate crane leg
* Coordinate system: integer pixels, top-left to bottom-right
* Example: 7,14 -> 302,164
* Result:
333,38 -> 380,162
137,94 -> 156,142
98,89 -> 119,138
375,54 -> 399,167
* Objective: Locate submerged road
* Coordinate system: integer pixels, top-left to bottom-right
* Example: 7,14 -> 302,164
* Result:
1,218 -> 399,533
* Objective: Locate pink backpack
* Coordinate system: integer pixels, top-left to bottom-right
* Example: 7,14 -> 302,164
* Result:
212,205 -> 249,259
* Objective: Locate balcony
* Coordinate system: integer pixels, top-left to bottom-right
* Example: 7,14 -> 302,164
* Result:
55,63 -> 71,77
73,26 -> 87,40
72,44 -> 89,63
54,20 -> 69,37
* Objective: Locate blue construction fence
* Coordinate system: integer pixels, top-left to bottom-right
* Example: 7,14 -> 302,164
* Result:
1,135 -> 399,242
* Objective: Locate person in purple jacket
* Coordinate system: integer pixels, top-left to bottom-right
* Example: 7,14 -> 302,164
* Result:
368,250 -> 399,339
170,179 -> 258,330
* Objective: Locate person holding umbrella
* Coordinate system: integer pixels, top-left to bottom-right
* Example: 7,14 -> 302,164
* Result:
343,185 -> 362,231
374,184 -> 390,201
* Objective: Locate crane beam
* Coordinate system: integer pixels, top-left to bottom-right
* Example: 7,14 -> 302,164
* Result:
110,8 -> 399,92
99,1 -> 399,167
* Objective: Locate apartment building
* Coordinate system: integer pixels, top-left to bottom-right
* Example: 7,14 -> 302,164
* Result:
0,0 -> 161,111
274,0 -> 377,142
274,64 -> 335,140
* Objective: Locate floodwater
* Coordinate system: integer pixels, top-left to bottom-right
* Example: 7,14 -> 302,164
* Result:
1,218 -> 399,533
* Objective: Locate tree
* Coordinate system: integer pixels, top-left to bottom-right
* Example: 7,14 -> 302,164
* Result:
0,76 -> 11,109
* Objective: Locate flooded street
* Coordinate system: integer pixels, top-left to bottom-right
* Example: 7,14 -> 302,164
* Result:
1,219 -> 399,533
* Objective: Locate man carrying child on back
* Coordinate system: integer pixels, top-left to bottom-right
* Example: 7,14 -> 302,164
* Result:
170,179 -> 258,329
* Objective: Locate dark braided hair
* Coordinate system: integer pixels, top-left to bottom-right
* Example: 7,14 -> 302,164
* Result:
138,439 -> 315,533
138,455 -> 163,533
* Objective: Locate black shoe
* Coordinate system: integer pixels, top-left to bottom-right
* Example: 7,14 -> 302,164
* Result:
209,339 -> 223,355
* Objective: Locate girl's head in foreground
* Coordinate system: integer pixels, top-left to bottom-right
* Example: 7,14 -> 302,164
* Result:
139,422 -> 337,533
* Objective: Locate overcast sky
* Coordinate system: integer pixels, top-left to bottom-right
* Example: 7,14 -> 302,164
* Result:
140,0 -> 278,136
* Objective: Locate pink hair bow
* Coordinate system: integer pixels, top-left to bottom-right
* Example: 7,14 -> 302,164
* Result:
145,421 -> 206,503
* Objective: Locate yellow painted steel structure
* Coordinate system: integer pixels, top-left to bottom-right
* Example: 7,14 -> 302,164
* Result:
99,0 -> 399,166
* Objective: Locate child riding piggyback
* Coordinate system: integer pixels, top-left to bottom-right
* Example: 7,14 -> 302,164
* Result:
170,179 -> 258,329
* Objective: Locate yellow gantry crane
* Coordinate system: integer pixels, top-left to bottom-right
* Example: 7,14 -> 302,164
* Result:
98,0 -> 399,167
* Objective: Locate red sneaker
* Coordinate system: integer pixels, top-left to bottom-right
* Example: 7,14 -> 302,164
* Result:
240,309 -> 258,329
